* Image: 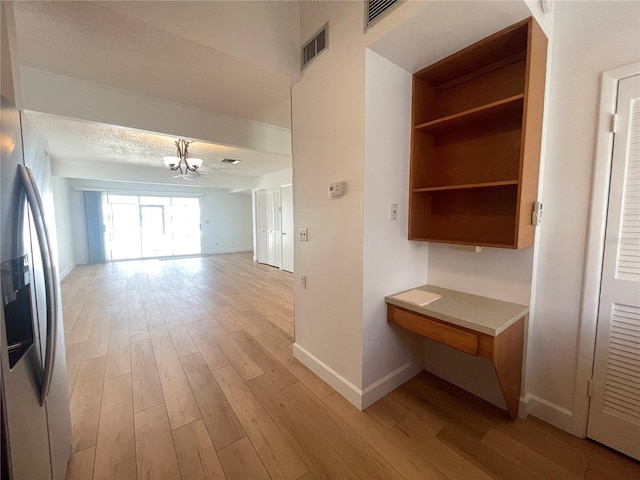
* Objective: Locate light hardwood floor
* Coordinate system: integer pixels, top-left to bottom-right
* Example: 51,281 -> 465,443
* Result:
62,252 -> 640,480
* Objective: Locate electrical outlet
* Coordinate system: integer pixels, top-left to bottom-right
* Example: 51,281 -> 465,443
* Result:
298,227 -> 308,242
532,201 -> 543,226
390,202 -> 399,221
300,275 -> 307,289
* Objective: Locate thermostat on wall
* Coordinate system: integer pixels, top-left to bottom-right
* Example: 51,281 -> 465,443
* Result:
329,182 -> 345,197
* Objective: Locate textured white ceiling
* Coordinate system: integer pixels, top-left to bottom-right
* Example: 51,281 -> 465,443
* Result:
25,111 -> 291,178
12,1 -> 296,128
11,1 -> 297,180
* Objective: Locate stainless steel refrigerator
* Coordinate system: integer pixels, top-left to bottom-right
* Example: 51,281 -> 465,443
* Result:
0,93 -> 72,479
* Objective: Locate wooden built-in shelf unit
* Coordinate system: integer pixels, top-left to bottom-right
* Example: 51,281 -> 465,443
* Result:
409,17 -> 547,248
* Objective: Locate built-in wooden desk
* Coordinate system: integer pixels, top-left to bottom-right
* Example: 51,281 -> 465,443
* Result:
385,285 -> 528,419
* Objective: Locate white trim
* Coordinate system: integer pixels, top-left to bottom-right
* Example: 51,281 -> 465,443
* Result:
293,343 -> 363,408
201,247 -> 253,255
293,342 -> 421,410
521,393 -> 574,431
58,262 -> 76,281
361,361 -> 423,409
73,186 -> 205,197
574,61 -> 640,437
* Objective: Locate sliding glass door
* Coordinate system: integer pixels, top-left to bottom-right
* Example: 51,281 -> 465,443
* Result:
104,194 -> 201,261
108,195 -> 142,260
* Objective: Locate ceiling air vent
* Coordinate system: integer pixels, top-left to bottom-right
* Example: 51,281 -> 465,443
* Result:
302,23 -> 328,69
365,0 -> 399,30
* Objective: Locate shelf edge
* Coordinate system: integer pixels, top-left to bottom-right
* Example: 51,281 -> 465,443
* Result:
414,94 -> 524,132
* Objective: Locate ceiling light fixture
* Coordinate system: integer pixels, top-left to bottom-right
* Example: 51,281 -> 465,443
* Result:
163,139 -> 203,174
220,158 -> 241,165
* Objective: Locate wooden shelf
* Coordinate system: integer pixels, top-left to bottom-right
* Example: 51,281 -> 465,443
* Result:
410,178 -> 518,247
414,95 -> 524,135
415,25 -> 529,86
433,52 -> 527,93
413,180 -> 518,193
408,17 -> 547,249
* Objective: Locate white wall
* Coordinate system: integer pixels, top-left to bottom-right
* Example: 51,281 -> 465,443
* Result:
101,1 -> 301,79
527,0 -> 640,431
429,246 -> 536,304
51,176 -> 76,278
361,49 -> 427,402
21,68 -> 292,158
68,187 -> 89,265
201,191 -> 253,255
291,0 -> 443,407
64,178 -> 252,265
253,168 -> 292,191
1,2 -> 20,106
292,0 -> 367,398
290,0 -> 545,410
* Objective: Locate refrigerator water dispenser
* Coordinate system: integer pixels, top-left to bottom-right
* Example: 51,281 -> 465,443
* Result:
1,254 -> 35,368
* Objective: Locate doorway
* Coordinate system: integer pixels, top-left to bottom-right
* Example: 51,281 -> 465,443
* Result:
103,193 -> 202,261
255,188 -> 283,269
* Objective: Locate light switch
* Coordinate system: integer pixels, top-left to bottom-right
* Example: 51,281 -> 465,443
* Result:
298,227 -> 308,241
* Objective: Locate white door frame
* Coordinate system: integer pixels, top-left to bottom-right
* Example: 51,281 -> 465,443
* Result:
574,61 -> 640,437
281,184 -> 294,273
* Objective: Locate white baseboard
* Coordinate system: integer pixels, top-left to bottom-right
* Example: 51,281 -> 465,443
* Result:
202,247 -> 253,255
293,343 -> 363,408
361,361 -> 423,409
58,262 -> 77,281
520,393 -> 574,431
293,343 -> 421,410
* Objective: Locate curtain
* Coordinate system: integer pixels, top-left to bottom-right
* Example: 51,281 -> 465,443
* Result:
84,191 -> 106,263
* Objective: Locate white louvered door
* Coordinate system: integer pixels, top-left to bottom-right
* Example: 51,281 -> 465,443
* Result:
588,74 -> 640,460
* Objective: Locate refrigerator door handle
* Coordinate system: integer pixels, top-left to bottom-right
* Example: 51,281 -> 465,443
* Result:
18,165 -> 58,406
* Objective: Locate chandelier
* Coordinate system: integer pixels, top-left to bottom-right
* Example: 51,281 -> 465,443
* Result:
162,139 -> 203,175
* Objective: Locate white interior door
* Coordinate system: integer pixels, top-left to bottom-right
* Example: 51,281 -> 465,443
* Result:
281,185 -> 294,273
265,189 -> 282,268
256,191 -> 268,264
257,189 -> 282,268
587,74 -> 640,460
272,189 -> 282,268
267,191 -> 275,265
